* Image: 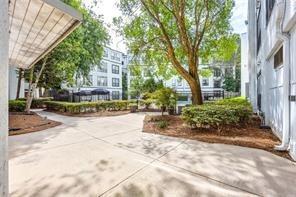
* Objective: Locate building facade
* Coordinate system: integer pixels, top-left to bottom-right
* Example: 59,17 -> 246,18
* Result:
127,61 -> 235,106
74,47 -> 127,100
248,0 -> 296,159
240,32 -> 249,97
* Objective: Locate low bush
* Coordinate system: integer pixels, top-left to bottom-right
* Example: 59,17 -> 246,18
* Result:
16,97 -> 52,108
156,120 -> 168,129
140,99 -> 155,109
182,97 -> 252,130
9,100 -> 26,112
45,100 -> 130,114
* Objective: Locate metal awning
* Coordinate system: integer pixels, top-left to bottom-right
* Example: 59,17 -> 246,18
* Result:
8,0 -> 82,69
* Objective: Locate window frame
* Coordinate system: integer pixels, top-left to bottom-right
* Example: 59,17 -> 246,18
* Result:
112,64 -> 120,74
98,61 -> 108,73
112,78 -> 120,87
97,76 -> 108,87
274,46 -> 283,69
202,78 -> 209,86
111,91 -> 120,100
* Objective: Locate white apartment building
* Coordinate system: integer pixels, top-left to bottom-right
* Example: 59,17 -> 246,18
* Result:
164,64 -> 229,105
248,0 -> 296,159
76,47 -> 127,100
127,61 -> 235,105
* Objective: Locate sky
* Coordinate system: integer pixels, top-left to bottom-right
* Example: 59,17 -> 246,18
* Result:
84,0 -> 248,53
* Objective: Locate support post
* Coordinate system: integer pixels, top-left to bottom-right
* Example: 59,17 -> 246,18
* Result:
0,0 -> 9,195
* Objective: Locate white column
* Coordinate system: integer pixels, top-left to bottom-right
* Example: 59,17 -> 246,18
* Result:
0,0 -> 9,195
248,0 -> 257,111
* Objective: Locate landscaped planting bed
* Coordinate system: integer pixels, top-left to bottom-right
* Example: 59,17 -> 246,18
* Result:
143,97 -> 291,160
9,112 -> 61,136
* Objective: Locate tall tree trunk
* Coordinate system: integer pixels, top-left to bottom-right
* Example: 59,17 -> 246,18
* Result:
25,57 -> 48,114
16,68 -> 23,99
25,67 -> 35,114
188,76 -> 203,105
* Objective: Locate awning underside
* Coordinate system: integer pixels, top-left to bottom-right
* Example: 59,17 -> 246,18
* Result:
8,0 -> 82,69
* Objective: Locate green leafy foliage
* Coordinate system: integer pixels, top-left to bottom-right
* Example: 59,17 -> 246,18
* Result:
9,100 -> 26,112
151,87 -> 177,115
181,97 -> 252,130
45,100 -> 131,114
157,120 -> 168,129
17,98 -> 52,109
223,66 -> 241,92
116,0 -> 236,104
26,0 -> 110,89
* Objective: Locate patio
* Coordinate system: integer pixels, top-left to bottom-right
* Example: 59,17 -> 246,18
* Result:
9,111 -> 296,196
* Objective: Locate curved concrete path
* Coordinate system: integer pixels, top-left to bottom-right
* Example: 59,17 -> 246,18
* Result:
9,111 -> 296,197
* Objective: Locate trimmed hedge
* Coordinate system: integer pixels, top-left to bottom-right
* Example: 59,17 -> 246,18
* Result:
9,100 -> 26,112
16,97 -> 52,108
45,100 -> 130,114
181,97 -> 252,130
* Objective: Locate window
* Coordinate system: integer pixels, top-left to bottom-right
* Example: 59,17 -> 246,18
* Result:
274,46 -> 283,69
112,91 -> 120,100
257,2 -> 262,54
213,68 -> 221,77
225,67 -> 233,77
172,79 -> 176,87
103,49 -> 108,58
112,78 -> 120,87
177,94 -> 188,101
97,76 -> 107,86
87,75 -> 93,86
266,0 -> 275,26
177,78 -> 182,86
111,52 -> 120,61
202,79 -> 209,86
98,61 -> 108,73
214,80 -> 221,88
112,64 -> 119,74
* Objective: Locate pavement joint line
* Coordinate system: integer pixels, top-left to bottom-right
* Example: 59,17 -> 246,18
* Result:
98,139 -> 186,196
82,128 -> 188,161
156,159 -> 262,196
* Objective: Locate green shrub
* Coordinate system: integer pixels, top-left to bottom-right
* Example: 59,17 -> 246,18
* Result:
151,87 -> 177,115
9,100 -> 26,112
181,97 -> 252,130
16,97 -> 52,108
140,99 -> 155,109
45,100 -> 130,114
157,120 -> 168,129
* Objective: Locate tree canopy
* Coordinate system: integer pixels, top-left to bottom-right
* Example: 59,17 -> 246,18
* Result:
116,0 -> 237,104
29,0 -> 109,89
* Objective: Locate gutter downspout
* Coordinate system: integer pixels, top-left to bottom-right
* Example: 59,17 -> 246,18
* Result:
275,0 -> 291,151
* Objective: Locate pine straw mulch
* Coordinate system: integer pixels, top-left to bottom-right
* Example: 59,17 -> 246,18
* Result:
143,115 -> 292,160
9,112 -> 61,136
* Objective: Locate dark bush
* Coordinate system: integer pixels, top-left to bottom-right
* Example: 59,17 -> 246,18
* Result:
9,100 -> 26,112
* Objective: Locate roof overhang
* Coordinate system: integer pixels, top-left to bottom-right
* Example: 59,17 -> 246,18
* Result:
8,0 -> 83,69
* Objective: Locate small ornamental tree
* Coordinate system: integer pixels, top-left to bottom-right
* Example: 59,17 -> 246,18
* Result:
152,87 -> 177,115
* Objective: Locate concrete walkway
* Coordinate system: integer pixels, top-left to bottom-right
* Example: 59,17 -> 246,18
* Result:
9,111 -> 296,197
